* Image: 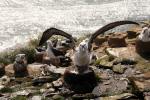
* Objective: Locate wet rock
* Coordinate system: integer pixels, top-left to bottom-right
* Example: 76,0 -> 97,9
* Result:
97,93 -> 136,100
113,64 -> 127,74
106,46 -> 137,58
136,39 -> 150,55
52,94 -> 65,100
108,32 -> 127,47
63,68 -> 97,93
93,78 -> 128,96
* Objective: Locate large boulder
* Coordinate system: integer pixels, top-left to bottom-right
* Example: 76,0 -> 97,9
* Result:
63,68 -> 97,93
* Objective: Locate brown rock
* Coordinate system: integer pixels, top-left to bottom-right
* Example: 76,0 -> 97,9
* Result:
127,31 -> 138,39
108,32 -> 127,47
130,78 -> 150,92
136,39 -> 150,55
27,64 -> 48,77
5,64 -> 15,77
93,36 -> 107,46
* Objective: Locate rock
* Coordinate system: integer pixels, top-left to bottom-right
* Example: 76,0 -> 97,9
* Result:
52,78 -> 63,88
72,93 -> 96,99
40,88 -> 47,93
0,76 -> 10,86
27,63 -> 49,77
144,92 -> 150,100
143,71 -> 150,79
113,58 -> 137,65
52,94 -> 65,100
108,32 -> 127,47
129,78 -> 150,92
31,95 -> 42,100
32,76 -> 58,86
127,31 -> 138,39
63,68 -> 97,93
106,46 -> 137,58
96,55 -> 113,69
11,90 -> 32,98
113,64 -> 127,74
136,39 -> 150,55
93,78 -> 128,96
0,64 -> 5,76
5,64 -> 15,77
93,36 -> 107,46
97,93 -> 136,100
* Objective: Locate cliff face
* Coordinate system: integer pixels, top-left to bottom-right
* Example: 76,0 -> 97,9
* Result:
0,0 -> 150,51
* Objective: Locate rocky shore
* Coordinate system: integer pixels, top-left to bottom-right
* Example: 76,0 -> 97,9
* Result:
0,21 -> 150,100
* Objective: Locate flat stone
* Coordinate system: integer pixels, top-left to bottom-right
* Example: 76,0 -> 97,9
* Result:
106,46 -> 137,59
97,93 -> 136,100
130,78 -> 150,92
27,63 -> 48,77
93,78 -> 128,96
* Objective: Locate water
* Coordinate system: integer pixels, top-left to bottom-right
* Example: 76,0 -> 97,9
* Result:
0,0 -> 150,51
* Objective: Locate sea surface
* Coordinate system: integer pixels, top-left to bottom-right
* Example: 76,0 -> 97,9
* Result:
0,0 -> 150,51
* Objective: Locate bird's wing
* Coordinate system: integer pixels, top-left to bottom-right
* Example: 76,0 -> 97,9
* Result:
39,28 -> 76,48
88,20 -> 139,51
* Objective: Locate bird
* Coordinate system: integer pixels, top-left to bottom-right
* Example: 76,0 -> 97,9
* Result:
42,40 -> 60,66
136,25 -> 150,55
38,28 -> 76,66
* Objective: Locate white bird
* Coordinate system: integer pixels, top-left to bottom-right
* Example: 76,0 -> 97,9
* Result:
73,39 -> 90,67
138,26 -> 150,42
